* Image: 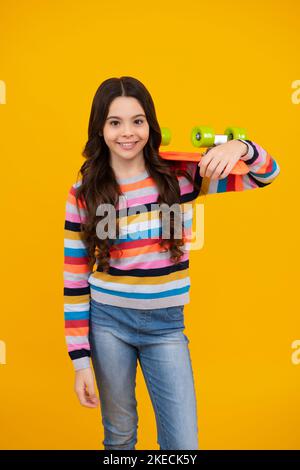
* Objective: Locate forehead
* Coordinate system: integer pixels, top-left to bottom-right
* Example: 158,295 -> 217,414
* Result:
108,96 -> 145,117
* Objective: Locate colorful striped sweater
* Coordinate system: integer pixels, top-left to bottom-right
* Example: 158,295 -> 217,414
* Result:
63,139 -> 280,370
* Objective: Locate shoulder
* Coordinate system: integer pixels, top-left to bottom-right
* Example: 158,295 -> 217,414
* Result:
67,178 -> 83,195
72,178 -> 83,190
66,179 -> 87,208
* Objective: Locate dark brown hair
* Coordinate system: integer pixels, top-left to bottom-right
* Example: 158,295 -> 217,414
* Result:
75,76 -> 200,273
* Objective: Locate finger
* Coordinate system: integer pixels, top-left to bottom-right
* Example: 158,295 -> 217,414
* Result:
85,389 -> 99,405
85,380 -> 99,405
81,391 -> 99,408
82,398 -> 98,408
198,149 -> 211,164
84,392 -> 99,407
210,160 -> 228,180
76,388 -> 93,407
75,384 -> 98,408
198,154 -> 215,178
218,161 -> 235,179
203,157 -> 223,179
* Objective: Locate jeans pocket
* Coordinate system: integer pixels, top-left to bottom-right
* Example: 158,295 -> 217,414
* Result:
90,299 -> 114,326
165,305 -> 184,320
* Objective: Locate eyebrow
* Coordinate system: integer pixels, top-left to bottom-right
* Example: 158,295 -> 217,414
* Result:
106,114 -> 146,120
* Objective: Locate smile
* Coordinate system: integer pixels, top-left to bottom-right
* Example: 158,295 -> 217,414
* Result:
117,141 -> 138,149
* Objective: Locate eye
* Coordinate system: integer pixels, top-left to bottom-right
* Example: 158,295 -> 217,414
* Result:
109,119 -> 144,126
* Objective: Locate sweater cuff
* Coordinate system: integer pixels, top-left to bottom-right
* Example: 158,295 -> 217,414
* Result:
73,356 -> 91,371
237,139 -> 255,162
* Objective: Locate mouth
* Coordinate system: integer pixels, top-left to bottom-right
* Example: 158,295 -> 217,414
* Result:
117,141 -> 139,149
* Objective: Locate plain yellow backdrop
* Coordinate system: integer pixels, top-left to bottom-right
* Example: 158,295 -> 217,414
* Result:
0,0 -> 299,450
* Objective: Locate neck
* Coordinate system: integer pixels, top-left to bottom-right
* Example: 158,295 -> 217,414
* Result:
110,154 -> 146,180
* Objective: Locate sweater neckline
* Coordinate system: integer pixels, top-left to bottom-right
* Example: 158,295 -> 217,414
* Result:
116,169 -> 149,184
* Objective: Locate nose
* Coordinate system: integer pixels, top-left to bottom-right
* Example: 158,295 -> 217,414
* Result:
121,124 -> 135,137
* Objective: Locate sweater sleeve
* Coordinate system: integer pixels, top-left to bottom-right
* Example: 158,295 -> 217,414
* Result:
63,182 -> 92,371
196,139 -> 280,196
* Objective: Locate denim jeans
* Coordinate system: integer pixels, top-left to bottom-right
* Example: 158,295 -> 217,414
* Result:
89,298 -> 199,450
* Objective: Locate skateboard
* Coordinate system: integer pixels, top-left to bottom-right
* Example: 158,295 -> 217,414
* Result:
159,126 -> 249,175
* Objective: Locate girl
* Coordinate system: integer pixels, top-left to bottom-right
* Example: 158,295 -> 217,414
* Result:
63,76 -> 280,450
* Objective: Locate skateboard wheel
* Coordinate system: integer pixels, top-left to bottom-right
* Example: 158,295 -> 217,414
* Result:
161,127 -> 171,146
224,127 -> 247,140
191,126 -> 215,147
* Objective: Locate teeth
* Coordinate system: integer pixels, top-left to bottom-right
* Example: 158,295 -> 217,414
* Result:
119,142 -> 136,148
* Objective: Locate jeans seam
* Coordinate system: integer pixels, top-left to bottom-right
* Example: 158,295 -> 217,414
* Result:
139,359 -> 170,450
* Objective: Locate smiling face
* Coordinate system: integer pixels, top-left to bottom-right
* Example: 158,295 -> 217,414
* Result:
102,96 -> 150,168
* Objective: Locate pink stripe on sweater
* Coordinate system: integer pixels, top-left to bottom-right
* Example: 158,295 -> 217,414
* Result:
67,344 -> 91,352
180,181 -> 195,196
110,252 -> 189,270
116,182 -> 194,210
64,280 -> 90,288
66,212 -> 82,223
116,193 -> 157,209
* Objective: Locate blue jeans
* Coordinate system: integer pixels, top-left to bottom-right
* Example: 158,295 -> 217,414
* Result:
89,298 -> 199,450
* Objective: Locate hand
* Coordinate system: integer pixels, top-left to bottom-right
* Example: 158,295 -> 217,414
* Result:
198,140 -> 248,180
74,367 -> 99,408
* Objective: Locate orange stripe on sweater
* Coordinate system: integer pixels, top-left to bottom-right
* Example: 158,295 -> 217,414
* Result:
68,190 -> 86,209
65,327 -> 89,336
64,263 -> 91,274
110,241 -> 167,259
119,176 -> 153,193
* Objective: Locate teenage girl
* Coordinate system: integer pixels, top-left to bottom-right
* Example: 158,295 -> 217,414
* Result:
63,76 -> 280,450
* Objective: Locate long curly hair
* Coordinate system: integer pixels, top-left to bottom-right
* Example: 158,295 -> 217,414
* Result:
75,76 -> 200,273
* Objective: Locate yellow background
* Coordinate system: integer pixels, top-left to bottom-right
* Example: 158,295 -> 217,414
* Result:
0,0 -> 299,450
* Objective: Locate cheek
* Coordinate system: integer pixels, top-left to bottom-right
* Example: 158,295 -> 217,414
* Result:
140,129 -> 149,140
106,131 -> 118,142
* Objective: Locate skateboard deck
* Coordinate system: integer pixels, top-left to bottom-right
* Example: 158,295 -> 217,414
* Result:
159,126 -> 250,176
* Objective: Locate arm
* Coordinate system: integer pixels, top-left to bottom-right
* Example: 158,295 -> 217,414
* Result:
197,139 -> 280,196
64,182 -> 92,371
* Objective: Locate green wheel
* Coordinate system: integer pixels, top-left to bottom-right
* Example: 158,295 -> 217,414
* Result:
161,127 -> 171,146
191,126 -> 215,148
224,127 -> 247,141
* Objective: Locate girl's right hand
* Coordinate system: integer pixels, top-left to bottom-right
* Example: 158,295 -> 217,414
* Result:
74,367 -> 99,408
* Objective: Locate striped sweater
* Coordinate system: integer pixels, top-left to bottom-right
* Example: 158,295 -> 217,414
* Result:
63,139 -> 280,370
